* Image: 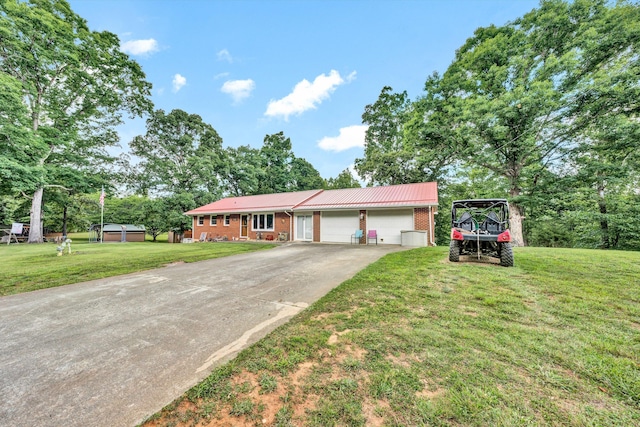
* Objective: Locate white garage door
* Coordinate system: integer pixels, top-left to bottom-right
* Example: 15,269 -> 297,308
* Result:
367,209 -> 414,244
320,211 -> 360,243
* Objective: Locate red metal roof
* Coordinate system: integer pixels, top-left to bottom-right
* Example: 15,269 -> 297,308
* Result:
185,189 -> 322,215
295,182 -> 438,210
185,183 -> 438,215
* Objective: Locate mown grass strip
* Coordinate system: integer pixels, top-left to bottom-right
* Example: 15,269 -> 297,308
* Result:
0,234 -> 275,296
143,246 -> 640,427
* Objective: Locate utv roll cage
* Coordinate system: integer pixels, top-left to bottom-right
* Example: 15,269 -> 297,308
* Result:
451,199 -> 510,236
449,199 -> 514,267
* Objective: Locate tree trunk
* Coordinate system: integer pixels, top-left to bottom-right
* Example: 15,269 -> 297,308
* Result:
62,205 -> 68,237
597,185 -> 609,249
509,202 -> 525,247
508,183 -> 526,247
28,187 -> 44,243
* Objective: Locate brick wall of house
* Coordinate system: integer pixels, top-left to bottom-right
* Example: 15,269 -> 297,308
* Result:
414,208 -> 429,230
313,211 -> 321,242
359,210 -> 367,244
266,212 -> 292,241
414,207 -> 435,246
191,214 -> 237,241
191,212 -> 292,242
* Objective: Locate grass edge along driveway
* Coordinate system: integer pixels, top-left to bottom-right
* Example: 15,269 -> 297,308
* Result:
0,240 -> 275,296
144,246 -> 640,427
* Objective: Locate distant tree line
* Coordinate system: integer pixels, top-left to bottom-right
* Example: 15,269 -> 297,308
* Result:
1,0 -> 638,250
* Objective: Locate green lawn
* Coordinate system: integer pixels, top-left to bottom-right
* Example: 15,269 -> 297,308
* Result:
0,233 -> 275,296
144,246 -> 640,427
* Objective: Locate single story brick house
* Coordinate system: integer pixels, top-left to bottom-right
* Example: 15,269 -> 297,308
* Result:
185,182 -> 438,245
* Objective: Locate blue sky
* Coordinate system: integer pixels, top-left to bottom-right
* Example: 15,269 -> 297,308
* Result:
70,0 -> 540,181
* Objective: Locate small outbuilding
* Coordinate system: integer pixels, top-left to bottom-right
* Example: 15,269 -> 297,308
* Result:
101,224 -> 146,242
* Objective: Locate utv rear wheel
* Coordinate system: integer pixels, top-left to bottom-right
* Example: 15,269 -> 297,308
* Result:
449,240 -> 460,262
499,243 -> 514,267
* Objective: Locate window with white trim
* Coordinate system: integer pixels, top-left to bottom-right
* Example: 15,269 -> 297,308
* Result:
224,214 -> 230,226
210,215 -> 217,226
252,213 -> 274,231
197,215 -> 204,226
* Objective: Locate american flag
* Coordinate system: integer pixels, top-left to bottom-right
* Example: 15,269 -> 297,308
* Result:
99,187 -> 105,206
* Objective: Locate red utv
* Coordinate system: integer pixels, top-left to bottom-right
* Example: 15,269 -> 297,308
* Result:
449,199 -> 513,267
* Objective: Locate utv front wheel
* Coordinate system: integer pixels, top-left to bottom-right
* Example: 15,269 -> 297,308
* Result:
499,243 -> 514,267
449,240 -> 460,262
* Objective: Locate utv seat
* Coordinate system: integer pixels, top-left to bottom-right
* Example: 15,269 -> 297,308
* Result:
482,212 -> 501,234
455,212 -> 474,231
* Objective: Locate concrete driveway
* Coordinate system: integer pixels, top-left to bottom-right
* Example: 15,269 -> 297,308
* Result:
0,243 -> 402,427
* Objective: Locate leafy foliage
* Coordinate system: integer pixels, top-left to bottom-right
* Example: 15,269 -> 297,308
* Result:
356,0 -> 640,249
355,87 -> 414,185
258,131 -> 295,194
0,0 -> 153,242
325,169 -> 361,190
129,109 -> 225,199
222,145 -> 262,197
290,157 -> 325,191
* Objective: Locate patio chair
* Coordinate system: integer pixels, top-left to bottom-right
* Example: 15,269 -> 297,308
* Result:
351,229 -> 363,244
367,229 -> 378,245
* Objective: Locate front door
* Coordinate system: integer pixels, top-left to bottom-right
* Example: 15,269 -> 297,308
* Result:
295,215 -> 313,241
240,215 -> 248,238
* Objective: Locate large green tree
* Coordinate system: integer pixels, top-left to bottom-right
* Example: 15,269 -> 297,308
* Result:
325,169 -> 361,190
0,0 -> 152,242
435,0 -> 640,246
222,145 -> 262,197
222,137 -> 324,197
258,131 -> 294,194
164,192 -> 197,234
355,87 -> 412,185
139,198 -> 170,241
355,84 -> 461,187
562,0 -> 640,248
290,157 -> 324,191
432,4 -> 577,245
0,73 -> 41,196
129,109 -> 226,202
568,116 -> 640,249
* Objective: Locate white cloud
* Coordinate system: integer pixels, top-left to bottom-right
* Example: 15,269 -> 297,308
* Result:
221,79 -> 255,104
217,49 -> 233,63
172,74 -> 186,93
214,72 -> 230,80
265,70 -> 353,120
120,39 -> 159,56
318,125 -> 368,152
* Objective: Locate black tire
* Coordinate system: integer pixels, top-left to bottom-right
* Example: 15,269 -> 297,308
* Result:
500,243 -> 514,267
449,240 -> 460,262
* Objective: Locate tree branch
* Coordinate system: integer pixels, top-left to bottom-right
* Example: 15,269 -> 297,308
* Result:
44,184 -> 72,192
